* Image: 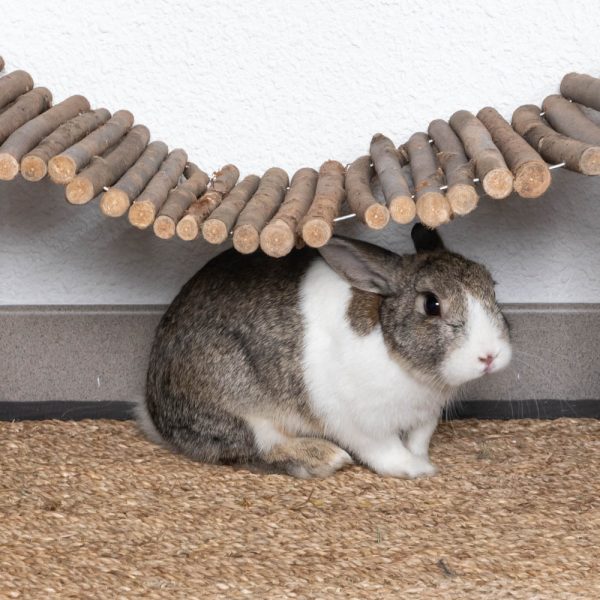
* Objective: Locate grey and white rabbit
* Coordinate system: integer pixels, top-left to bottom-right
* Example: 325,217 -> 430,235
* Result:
138,225 -> 511,478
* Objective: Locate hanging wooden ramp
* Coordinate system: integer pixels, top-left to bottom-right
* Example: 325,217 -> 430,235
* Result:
1,54 -> 600,257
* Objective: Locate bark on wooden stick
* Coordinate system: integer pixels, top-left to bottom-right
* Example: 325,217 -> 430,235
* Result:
560,72 -> 600,112
0,95 -> 90,181
0,57 -> 4,72
406,132 -> 452,228
427,119 -> 479,214
260,167 -> 318,257
449,109 -> 514,199
477,107 -> 551,198
0,70 -> 34,110
100,141 -> 168,217
300,160 -> 345,248
176,164 -> 240,240
512,104 -> 600,175
345,155 -> 389,229
48,110 -> 134,184
212,164 -> 240,193
202,174 -> 260,244
153,163 -> 209,239
176,190 -> 222,241
0,87 -> 52,145
233,167 -> 289,254
128,149 -> 188,229
370,133 -> 415,224
20,109 -> 111,182
542,94 -> 600,146
65,125 -> 150,205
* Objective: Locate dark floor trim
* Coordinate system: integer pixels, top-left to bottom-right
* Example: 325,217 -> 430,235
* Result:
444,399 -> 600,420
1,400 -> 598,422
0,401 -> 135,421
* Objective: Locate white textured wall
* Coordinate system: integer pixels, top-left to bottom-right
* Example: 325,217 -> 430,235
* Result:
1,0 -> 600,304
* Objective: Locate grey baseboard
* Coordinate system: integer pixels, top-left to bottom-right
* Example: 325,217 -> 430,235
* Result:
0,304 -> 598,420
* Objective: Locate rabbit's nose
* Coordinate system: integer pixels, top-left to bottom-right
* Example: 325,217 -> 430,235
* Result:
479,354 -> 494,366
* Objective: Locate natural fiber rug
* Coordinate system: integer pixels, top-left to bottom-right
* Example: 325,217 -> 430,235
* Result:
0,418 -> 598,599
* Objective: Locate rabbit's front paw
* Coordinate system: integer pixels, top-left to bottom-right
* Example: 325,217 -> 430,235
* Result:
400,455 -> 438,478
370,449 -> 438,479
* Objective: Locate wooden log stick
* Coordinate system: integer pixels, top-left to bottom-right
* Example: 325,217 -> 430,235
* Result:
0,95 -> 90,181
512,104 -> 600,175
0,87 -> 52,146
65,125 -> 150,205
128,149 -> 188,229
212,164 -> 240,193
202,174 -> 261,244
20,109 -> 111,182
232,167 -> 289,254
560,72 -> 600,112
428,119 -> 479,214
0,70 -> 34,110
370,133 -> 415,224
99,141 -> 168,217
345,156 -> 389,229
176,190 -> 222,241
542,94 -> 600,146
406,132 -> 452,228
449,109 -> 514,199
0,57 -> 4,72
48,109 -> 134,184
476,107 -> 551,199
176,164 -> 240,240
260,167 -> 318,257
153,163 -> 210,239
300,160 -> 345,248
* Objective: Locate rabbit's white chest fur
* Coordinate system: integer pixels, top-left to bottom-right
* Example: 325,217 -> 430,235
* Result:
300,259 -> 450,446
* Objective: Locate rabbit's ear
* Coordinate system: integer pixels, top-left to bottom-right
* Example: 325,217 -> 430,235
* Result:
411,223 -> 446,253
318,236 -> 400,296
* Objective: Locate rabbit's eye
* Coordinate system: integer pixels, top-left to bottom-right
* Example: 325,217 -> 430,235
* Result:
424,293 -> 441,317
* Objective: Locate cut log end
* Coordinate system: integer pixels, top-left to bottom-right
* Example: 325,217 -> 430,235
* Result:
482,168 -> 514,199
233,224 -> 260,254
20,154 -> 47,182
389,196 -> 417,224
153,215 -> 176,240
364,203 -> 390,229
446,184 -> 479,215
65,177 -> 95,205
128,200 -> 157,230
176,215 -> 200,241
100,189 -> 130,217
0,153 -> 19,181
580,147 -> 600,175
48,155 -> 77,184
301,218 -> 332,248
415,192 -> 452,228
202,219 -> 229,245
513,161 -> 552,198
260,220 -> 295,258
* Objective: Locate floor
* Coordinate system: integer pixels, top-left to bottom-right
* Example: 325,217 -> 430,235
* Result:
1,418 -> 599,599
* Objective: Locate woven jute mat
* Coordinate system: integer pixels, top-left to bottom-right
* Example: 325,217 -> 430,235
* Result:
1,418 -> 598,599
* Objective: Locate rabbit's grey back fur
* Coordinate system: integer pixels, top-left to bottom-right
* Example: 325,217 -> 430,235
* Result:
144,248 -> 323,472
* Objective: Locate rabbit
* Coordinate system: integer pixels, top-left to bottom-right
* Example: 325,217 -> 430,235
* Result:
137,224 -> 511,478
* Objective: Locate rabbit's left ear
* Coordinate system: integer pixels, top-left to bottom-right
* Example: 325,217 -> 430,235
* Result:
411,223 -> 446,253
318,236 -> 400,296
